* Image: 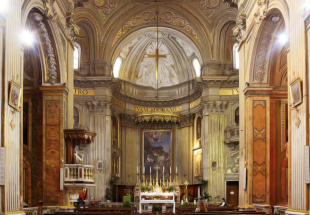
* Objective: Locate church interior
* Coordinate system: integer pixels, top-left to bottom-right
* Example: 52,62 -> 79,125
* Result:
0,0 -> 309,215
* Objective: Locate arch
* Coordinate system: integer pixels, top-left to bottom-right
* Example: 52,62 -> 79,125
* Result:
193,58 -> 201,78
249,8 -> 289,86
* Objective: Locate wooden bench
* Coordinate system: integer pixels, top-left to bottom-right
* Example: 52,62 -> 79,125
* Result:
185,212 -> 270,215
50,212 -> 125,215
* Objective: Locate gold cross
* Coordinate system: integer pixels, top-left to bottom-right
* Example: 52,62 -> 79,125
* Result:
147,49 -> 167,80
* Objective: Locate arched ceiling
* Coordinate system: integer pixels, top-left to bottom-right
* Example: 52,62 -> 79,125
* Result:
113,27 -> 202,88
75,0 -> 238,63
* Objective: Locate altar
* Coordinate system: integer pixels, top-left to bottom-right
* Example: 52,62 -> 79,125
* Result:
139,192 -> 175,214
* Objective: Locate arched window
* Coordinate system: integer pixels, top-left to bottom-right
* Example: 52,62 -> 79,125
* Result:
113,57 -> 122,78
73,106 -> 79,127
233,43 -> 239,70
74,44 -> 81,69
192,58 -> 201,78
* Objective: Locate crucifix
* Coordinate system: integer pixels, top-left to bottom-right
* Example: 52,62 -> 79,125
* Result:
154,165 -> 161,186
147,48 -> 167,80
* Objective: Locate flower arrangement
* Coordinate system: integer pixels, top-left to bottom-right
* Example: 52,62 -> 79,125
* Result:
168,186 -> 174,192
123,199 -> 133,207
154,205 -> 161,211
105,193 -> 113,200
201,192 -> 211,200
141,186 -> 146,192
142,195 -> 146,199
148,186 -> 153,192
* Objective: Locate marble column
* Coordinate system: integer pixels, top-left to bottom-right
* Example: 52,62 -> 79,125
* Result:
202,103 -> 209,182
205,101 -> 227,201
67,42 -> 74,129
87,101 -> 112,201
1,0 -> 23,213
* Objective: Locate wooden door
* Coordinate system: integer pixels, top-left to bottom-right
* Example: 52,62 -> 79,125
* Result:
226,181 -> 239,206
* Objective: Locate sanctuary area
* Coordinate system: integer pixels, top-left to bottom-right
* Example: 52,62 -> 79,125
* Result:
0,0 -> 309,215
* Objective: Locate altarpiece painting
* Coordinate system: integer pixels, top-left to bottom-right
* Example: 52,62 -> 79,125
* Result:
143,130 -> 171,178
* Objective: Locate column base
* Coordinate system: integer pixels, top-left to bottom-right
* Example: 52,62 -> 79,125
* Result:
253,204 -> 271,214
286,209 -> 310,215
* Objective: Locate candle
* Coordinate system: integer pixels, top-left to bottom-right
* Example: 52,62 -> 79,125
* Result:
163,167 -> 164,173
144,167 -> 145,174
176,167 -> 177,174
137,166 -> 139,173
150,166 -> 151,173
167,179 -> 168,184
181,200 -> 183,204
153,179 -> 154,184
170,166 -> 171,173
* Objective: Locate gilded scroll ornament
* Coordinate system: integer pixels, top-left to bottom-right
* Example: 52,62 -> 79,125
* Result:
66,12 -> 80,45
296,117 -> 301,128
196,0 -> 223,16
254,0 -> 268,23
112,8 -> 202,46
134,112 -> 181,124
86,0 -> 122,20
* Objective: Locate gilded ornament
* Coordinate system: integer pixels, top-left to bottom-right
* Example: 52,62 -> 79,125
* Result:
112,8 -> 202,47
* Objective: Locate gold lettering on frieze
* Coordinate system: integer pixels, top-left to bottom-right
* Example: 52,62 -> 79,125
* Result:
112,98 -> 125,109
190,98 -> 201,109
219,88 -> 239,96
74,88 -> 95,96
133,106 -> 182,112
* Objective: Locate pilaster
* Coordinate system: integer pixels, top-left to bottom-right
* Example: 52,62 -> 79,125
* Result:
40,86 -> 68,206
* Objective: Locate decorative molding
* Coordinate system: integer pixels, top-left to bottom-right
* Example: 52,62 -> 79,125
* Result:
253,161 -> 266,176
253,128 -> 266,142
44,0 -> 58,21
85,0 -> 122,20
253,194 -> 266,203
87,101 -> 106,115
31,12 -> 58,85
66,12 -> 80,45
254,0 -> 268,23
205,101 -> 228,115
295,117 -> 301,128
10,119 -> 15,130
233,13 -> 246,44
120,114 -> 136,128
112,8 -> 202,47
196,0 -> 223,17
179,114 -> 195,128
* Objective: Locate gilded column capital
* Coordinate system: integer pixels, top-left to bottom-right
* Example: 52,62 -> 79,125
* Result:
205,101 -> 228,115
43,0 -> 57,21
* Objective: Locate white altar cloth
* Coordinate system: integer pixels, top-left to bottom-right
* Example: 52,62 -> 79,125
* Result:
139,192 -> 175,214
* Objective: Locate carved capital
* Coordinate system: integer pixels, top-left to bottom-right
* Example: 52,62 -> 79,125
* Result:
44,0 -> 57,21
106,103 -> 112,116
87,101 -> 106,115
66,12 -> 79,45
206,101 -> 228,115
233,13 -> 246,44
31,12 -> 58,85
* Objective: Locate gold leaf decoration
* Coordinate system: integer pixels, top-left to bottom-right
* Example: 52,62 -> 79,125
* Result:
112,8 -> 202,47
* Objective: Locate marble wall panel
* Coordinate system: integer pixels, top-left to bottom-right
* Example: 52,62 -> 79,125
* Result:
45,101 -> 60,203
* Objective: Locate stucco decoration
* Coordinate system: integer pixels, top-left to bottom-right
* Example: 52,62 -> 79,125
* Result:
112,8 -> 202,47
136,41 -> 178,89
175,37 -> 195,57
85,0 -> 122,20
31,12 -> 58,85
196,0 -> 223,16
120,36 -> 143,58
253,15 -> 281,83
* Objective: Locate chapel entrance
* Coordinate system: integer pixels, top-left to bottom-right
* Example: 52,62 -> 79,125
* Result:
226,181 -> 239,206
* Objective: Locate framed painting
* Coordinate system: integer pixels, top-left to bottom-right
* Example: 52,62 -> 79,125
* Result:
143,130 -> 171,178
290,77 -> 302,107
8,80 -> 22,110
194,149 -> 202,177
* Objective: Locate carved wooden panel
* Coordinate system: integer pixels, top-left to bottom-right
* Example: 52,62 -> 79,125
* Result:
252,100 -> 266,203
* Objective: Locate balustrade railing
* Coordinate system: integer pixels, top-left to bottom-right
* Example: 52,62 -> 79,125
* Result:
64,164 -> 94,182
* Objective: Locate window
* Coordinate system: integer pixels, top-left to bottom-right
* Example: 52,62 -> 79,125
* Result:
113,57 -> 122,78
193,58 -> 201,78
74,44 -> 81,69
233,43 -> 239,70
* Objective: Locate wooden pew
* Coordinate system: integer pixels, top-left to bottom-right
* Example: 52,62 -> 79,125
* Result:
185,212 -> 270,215
76,207 -> 137,215
51,212 -> 125,215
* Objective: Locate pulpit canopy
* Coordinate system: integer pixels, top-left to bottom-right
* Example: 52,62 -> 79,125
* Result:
64,129 -> 97,145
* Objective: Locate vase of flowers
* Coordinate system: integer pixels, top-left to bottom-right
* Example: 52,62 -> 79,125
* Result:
105,193 -> 113,203
201,192 -> 211,203
154,205 -> 161,215
141,195 -> 146,201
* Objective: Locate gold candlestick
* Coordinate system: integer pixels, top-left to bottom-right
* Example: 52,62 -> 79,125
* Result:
154,165 -> 160,186
150,172 -> 153,186
169,173 -> 172,186
143,173 -> 145,186
175,173 -> 179,186
163,172 -> 165,187
136,173 -> 140,187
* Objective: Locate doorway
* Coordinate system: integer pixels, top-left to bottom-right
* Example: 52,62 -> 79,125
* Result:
226,181 -> 239,206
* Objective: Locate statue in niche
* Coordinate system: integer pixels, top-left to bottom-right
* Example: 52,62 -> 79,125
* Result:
235,107 -> 239,126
